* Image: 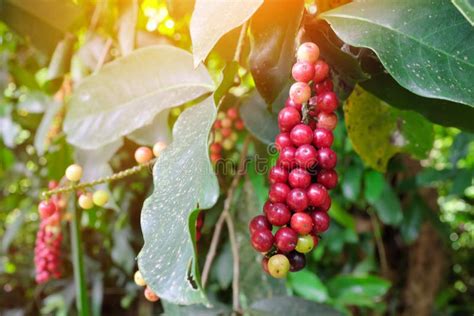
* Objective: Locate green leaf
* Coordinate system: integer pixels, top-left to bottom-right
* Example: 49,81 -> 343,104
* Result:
214,61 -> 239,103
400,196 -> 425,244
360,73 -> 474,133
47,34 -> 76,81
240,92 -> 279,144
212,243 -> 233,289
34,99 -> 62,155
127,109 -> 171,146
137,97 -> 219,305
288,269 -> 329,303
64,45 -> 214,150
342,166 -> 363,201
249,0 -> 304,104
363,170 -> 384,204
327,275 -> 391,308
249,296 -> 343,316
321,0 -> 474,107
344,86 -> 433,172
329,200 -> 356,231
452,0 -> 474,25
190,0 -> 263,66
371,180 -> 403,226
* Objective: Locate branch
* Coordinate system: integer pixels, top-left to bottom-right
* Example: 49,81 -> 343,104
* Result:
233,21 -> 248,63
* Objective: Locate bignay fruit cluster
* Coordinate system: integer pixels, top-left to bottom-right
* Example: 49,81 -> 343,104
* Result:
249,42 -> 339,278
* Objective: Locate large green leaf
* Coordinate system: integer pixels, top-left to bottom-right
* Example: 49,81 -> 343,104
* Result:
452,0 -> 474,25
342,166 -> 363,202
190,0 -> 263,66
345,86 -> 433,172
321,0 -> 474,107
137,97 -> 219,305
64,45 -> 214,150
288,269 -> 329,303
249,296 -> 343,316
327,275 -> 391,308
361,73 -> 474,132
249,0 -> 304,105
371,180 -> 403,226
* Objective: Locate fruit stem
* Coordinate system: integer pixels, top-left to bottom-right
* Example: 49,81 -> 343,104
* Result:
69,195 -> 90,316
42,159 -> 155,199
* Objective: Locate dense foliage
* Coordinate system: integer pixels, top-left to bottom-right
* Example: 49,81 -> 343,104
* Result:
0,0 -> 473,315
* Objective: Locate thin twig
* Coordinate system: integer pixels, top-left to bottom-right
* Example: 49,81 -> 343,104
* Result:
225,214 -> 240,313
94,38 -> 113,72
368,208 -> 389,276
201,209 -> 227,287
233,21 -> 248,63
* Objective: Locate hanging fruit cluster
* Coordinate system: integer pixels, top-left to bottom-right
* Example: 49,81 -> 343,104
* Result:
210,107 -> 245,164
249,42 -> 338,278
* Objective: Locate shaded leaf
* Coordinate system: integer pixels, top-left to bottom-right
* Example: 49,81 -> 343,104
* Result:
321,0 -> 474,107
138,97 -> 219,305
250,296 -> 343,316
249,0 -> 304,104
342,166 -> 363,201
363,170 -> 384,204
329,200 -> 356,231
127,109 -> 171,146
400,196 -> 425,244
34,99 -> 62,155
371,180 -> 403,226
64,45 -> 214,149
190,0 -> 263,66
47,33 -> 76,80
214,61 -> 239,103
288,269 -> 329,303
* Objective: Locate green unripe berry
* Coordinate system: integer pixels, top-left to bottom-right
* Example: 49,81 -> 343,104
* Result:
268,254 -> 290,278
222,138 -> 234,151
93,190 -> 109,207
295,234 -> 314,254
65,164 -> 83,182
78,194 -> 93,210
134,270 -> 146,287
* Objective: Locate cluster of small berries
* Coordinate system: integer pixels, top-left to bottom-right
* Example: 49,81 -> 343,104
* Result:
210,107 -> 245,164
249,42 -> 338,278
134,270 -> 160,302
134,141 -> 167,165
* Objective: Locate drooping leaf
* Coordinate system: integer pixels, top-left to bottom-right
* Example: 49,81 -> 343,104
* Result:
371,180 -> 403,226
344,86 -> 433,172
127,109 -> 171,146
288,269 -> 329,303
137,97 -> 219,305
361,73 -> 474,133
452,0 -> 474,25
249,0 -> 304,105
190,0 -> 263,66
321,0 -> 474,107
64,45 -> 214,150
250,296 -> 343,316
363,170 -> 385,204
327,274 -> 391,308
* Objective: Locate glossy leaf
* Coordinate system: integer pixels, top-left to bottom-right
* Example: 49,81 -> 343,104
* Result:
250,296 -> 343,316
321,0 -> 474,107
344,86 -> 433,172
249,0 -> 304,104
363,170 -> 385,204
137,97 -> 219,305
342,166 -> 363,201
288,269 -> 329,303
452,0 -> 474,25
329,200 -> 356,231
371,180 -> 403,226
64,45 -> 214,149
190,0 -> 263,66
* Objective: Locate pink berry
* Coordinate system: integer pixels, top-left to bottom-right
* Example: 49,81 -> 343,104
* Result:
286,188 -> 309,212
234,119 -> 245,130
269,166 -> 289,184
290,124 -> 313,146
316,112 -> 338,130
288,168 -> 311,189
313,128 -> 334,148
135,147 -> 153,164
296,42 -> 320,64
289,82 -> 311,104
317,148 -> 337,169
311,211 -> 330,233
278,107 -> 301,132
210,143 -> 222,154
275,133 -> 293,151
306,183 -> 329,207
269,182 -> 290,204
317,169 -> 338,189
275,227 -> 298,253
290,213 -> 314,235
313,60 -> 330,83
294,144 -> 318,169
251,229 -> 274,252
38,201 -> 57,219
267,203 -> 291,226
317,92 -> 338,113
249,215 -> 272,234
285,98 -> 302,112
227,108 -> 239,120
292,61 -> 315,82
278,146 -> 296,169
314,79 -> 333,94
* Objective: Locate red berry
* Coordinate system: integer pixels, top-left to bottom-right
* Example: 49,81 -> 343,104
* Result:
269,166 -> 289,184
275,133 -> 293,151
292,61 -> 315,82
311,211 -> 330,233
234,119 -> 245,130
227,108 -> 239,120
306,183 -> 329,207
294,144 -> 318,169
288,168 -> 311,189
210,143 -> 222,154
48,181 -> 58,190
249,215 -> 272,234
290,124 -> 313,146
313,60 -> 330,83
278,107 -> 301,132
196,212 -> 205,228
266,203 -> 291,226
286,188 -> 309,211
317,169 -> 338,189
214,120 -> 222,129
285,98 -> 302,112
275,227 -> 298,253
317,92 -> 338,113
290,212 -> 313,235
296,42 -> 320,63
316,112 -> 338,130
221,127 -> 232,137
38,201 -> 57,219
289,82 -> 311,104
317,148 -> 337,169
278,146 -> 296,169
263,200 -> 273,216
251,229 -> 274,252
269,182 -> 290,204
287,251 -> 306,272
221,118 -> 232,128
210,153 -> 222,163
314,79 -> 333,94
313,128 -> 334,148
316,195 -> 332,212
